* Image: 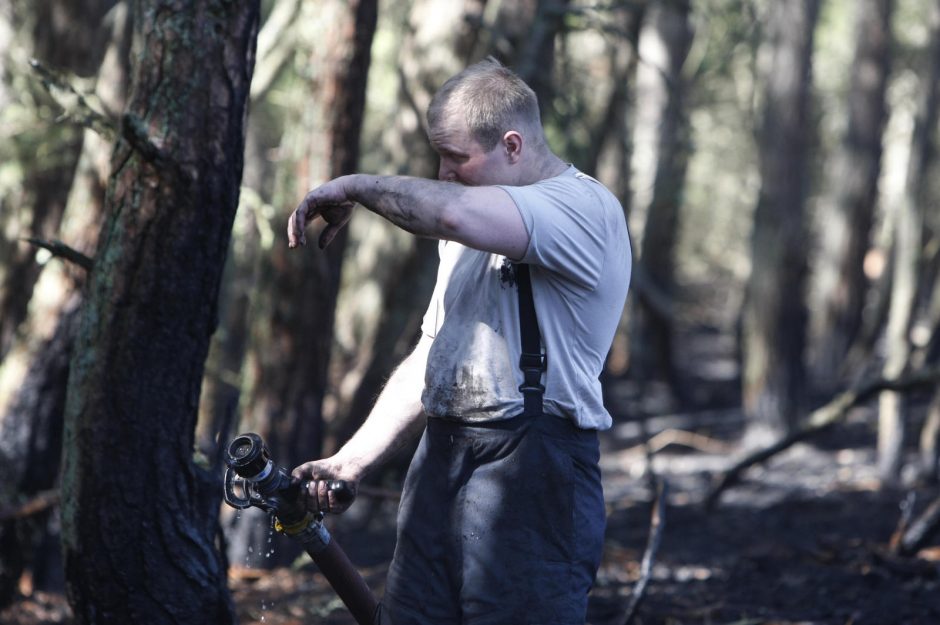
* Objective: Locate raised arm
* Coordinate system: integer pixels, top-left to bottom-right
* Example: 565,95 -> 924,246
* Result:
292,332 -> 433,513
287,174 -> 529,260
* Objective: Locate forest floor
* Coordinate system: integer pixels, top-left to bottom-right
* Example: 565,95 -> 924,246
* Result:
4,399 -> 940,625
3,310 -> 940,625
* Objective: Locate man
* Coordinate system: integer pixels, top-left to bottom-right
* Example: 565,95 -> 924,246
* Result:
288,58 -> 631,625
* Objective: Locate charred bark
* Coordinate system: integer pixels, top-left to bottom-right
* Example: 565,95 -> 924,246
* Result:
60,1 -> 260,622
0,300 -> 79,605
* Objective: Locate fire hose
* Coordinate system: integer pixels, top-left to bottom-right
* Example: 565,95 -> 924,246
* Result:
222,432 -> 380,625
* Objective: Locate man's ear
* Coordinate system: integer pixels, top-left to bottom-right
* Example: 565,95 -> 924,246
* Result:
503,131 -> 523,163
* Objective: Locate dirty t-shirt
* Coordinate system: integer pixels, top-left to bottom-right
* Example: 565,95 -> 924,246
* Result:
420,166 -> 631,430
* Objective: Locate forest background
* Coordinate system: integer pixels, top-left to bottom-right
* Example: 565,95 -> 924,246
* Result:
1,0 -> 940,623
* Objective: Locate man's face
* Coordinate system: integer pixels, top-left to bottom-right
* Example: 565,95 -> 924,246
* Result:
429,116 -> 510,186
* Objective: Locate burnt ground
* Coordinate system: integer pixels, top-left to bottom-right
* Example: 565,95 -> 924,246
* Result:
3,311 -> 940,624
4,402 -> 940,625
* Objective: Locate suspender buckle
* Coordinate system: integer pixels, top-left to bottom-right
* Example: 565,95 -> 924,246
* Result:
518,352 -> 547,394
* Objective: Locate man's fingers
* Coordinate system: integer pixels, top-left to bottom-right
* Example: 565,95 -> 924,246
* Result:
288,198 -> 314,248
287,210 -> 302,247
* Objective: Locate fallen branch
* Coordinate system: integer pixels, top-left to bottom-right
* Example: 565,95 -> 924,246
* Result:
24,237 -> 94,271
889,492 -> 919,552
620,428 -> 735,456
0,489 -> 59,521
622,478 -> 668,625
704,365 -> 940,510
896,494 -> 940,557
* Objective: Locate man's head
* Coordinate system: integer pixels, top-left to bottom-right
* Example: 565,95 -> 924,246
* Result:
427,58 -> 548,186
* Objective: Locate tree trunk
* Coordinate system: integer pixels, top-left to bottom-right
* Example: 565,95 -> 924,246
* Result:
194,0 -> 300,469
878,0 -> 940,483
628,0 -> 694,400
60,1 -> 260,622
811,0 -> 893,389
0,299 -> 79,605
226,0 -> 377,569
591,3 -> 644,383
325,0 -> 490,451
921,390 -> 940,482
741,0 -> 820,438
513,0 -> 569,115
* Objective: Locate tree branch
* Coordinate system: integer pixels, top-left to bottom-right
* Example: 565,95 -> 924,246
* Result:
121,114 -> 171,167
24,237 -> 94,271
0,489 -> 59,521
896,494 -> 940,556
622,478 -> 668,625
29,58 -> 117,140
704,365 -> 940,510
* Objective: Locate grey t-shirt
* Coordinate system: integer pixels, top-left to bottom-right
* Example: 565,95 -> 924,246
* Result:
420,166 -> 631,430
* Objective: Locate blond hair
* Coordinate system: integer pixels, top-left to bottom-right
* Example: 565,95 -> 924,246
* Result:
427,57 -> 544,151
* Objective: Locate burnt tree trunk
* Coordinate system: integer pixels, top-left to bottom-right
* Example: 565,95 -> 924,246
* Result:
60,1 -> 260,622
0,299 -> 79,606
741,0 -> 820,437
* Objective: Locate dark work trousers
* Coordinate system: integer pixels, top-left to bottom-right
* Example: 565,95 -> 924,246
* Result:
381,413 -> 605,625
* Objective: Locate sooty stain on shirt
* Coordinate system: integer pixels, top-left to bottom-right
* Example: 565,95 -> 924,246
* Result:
498,257 -> 516,288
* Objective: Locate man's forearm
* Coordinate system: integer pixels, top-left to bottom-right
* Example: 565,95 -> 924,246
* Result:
333,334 -> 431,478
344,174 -> 466,239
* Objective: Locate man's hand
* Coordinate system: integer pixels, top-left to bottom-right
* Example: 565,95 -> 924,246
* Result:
288,176 -> 355,249
291,456 -> 360,514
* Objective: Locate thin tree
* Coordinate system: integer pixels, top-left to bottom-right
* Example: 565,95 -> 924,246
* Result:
878,0 -> 940,482
741,0 -> 820,437
330,0 -> 491,449
60,0 -> 260,621
225,0 -> 378,568
628,0 -> 694,400
812,0 -> 893,389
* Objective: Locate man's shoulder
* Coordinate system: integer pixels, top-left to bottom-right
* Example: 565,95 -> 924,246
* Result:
544,167 -> 619,201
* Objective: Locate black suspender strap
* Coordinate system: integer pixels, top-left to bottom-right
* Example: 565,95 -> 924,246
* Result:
515,263 -> 546,417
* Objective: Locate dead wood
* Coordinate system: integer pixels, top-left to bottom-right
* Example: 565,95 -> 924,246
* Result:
0,490 -> 59,521
29,58 -> 117,140
889,492 -> 918,552
895,494 -> 940,557
871,543 -> 940,578
23,238 -> 93,271
704,365 -> 940,510
621,427 -> 735,456
622,478 -> 668,625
